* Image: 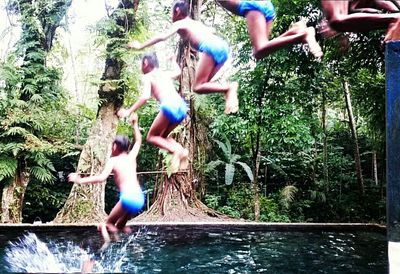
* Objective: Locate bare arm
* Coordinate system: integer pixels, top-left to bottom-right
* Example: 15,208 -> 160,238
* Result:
68,159 -> 115,185
117,77 -> 151,118
129,114 -> 142,160
127,24 -> 180,50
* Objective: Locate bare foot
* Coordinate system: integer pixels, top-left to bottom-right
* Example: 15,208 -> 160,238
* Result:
121,226 -> 132,234
290,20 -> 307,31
179,148 -> 189,170
305,27 -> 323,58
98,224 -> 111,251
224,82 -> 239,114
171,151 -> 181,173
385,19 -> 400,42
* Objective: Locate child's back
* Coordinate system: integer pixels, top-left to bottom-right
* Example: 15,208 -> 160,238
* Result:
111,153 -> 140,193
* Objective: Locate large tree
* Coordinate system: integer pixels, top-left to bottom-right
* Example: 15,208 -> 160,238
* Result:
54,0 -> 140,223
136,0 -> 223,222
0,0 -> 72,223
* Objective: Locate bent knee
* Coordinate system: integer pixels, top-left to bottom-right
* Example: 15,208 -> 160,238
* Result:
146,134 -> 153,143
329,16 -> 346,32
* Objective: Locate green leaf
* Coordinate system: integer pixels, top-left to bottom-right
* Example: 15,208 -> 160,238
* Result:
214,139 -> 231,159
225,163 -> 235,185
205,160 -> 224,173
281,185 -> 298,209
0,157 -> 17,181
236,161 -> 254,182
31,166 -> 54,183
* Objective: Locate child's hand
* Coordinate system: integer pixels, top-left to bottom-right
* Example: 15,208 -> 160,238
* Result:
127,41 -> 141,50
130,113 -> 138,124
68,173 -> 80,183
117,108 -> 129,118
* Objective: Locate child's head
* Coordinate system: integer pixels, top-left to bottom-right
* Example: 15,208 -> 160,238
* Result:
172,0 -> 189,22
141,52 -> 159,74
112,135 -> 130,155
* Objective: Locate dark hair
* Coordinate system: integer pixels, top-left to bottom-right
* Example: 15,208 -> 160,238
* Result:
113,135 -> 130,152
142,52 -> 159,69
172,0 -> 189,17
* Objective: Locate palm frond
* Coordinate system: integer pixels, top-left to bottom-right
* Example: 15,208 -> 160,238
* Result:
280,185 -> 298,209
225,163 -> 235,185
236,161 -> 254,182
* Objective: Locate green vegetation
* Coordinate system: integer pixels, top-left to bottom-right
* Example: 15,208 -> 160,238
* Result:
0,0 -> 388,223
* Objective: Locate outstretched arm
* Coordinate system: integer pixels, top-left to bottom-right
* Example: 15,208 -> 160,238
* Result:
68,159 -> 114,185
127,24 -> 180,50
129,113 -> 142,159
117,77 -> 151,118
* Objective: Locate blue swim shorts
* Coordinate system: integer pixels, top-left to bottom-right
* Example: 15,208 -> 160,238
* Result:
120,187 -> 145,214
238,1 -> 275,22
160,96 -> 188,124
198,35 -> 230,65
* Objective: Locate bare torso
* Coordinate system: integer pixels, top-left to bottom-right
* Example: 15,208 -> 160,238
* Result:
111,153 -> 139,192
146,69 -> 181,102
174,17 -> 216,49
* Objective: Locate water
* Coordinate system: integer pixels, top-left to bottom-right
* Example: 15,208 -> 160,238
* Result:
0,226 -> 387,273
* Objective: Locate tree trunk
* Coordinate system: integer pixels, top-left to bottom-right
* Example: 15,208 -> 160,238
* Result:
53,104 -> 119,222
372,150 -> 378,186
1,161 -> 30,223
0,0 -> 72,223
343,80 -> 365,196
54,0 -> 139,223
322,90 -> 329,189
136,0 -> 222,222
252,150 -> 261,221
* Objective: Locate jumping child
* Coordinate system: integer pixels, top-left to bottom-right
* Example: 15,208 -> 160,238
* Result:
127,0 -> 239,114
216,0 -> 323,59
68,114 -> 144,246
117,53 -> 188,172
321,0 -> 400,41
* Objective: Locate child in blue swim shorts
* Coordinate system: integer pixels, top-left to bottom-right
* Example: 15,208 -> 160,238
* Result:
217,0 -> 323,59
68,114 -> 144,247
118,53 -> 189,172
127,0 -> 239,115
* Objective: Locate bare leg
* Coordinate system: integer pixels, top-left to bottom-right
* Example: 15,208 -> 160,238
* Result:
322,0 -> 400,32
105,201 -> 125,234
245,12 -> 322,59
352,0 -> 400,13
97,223 -> 111,251
148,112 -> 188,171
385,19 -> 400,41
147,112 -> 179,154
216,0 -> 241,16
115,213 -> 132,232
193,53 -> 239,114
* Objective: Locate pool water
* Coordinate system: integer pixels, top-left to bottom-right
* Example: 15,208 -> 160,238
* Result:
0,225 -> 387,273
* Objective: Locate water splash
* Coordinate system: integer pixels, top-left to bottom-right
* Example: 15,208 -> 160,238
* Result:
4,230 -> 142,273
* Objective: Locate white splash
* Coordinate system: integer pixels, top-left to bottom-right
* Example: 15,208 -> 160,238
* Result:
4,230 -> 142,273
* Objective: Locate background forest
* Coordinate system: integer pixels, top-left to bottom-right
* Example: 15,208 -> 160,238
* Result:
0,0 -> 387,224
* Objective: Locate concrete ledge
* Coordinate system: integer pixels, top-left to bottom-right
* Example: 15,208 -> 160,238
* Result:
0,222 -> 386,233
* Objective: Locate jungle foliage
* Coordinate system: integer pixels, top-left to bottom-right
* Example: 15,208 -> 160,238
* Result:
0,0 -> 388,223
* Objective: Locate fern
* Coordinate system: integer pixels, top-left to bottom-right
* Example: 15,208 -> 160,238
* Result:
30,166 -> 54,183
281,185 -> 298,209
2,126 -> 31,138
0,157 -> 18,181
